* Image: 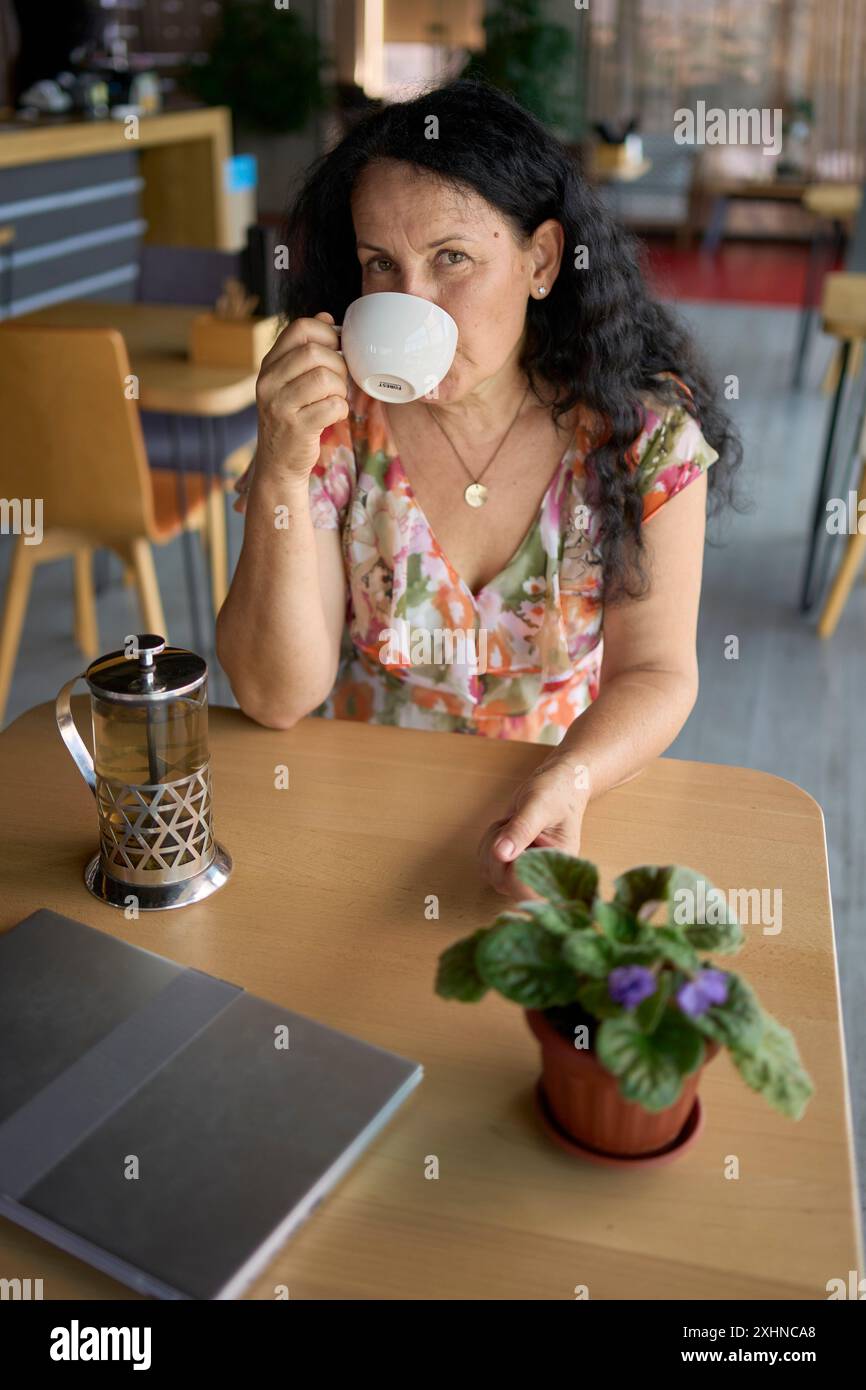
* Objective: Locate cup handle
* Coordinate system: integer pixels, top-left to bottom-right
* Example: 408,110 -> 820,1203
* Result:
56,675 -> 96,796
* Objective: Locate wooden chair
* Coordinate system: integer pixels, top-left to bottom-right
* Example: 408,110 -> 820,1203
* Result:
800,272 -> 866,611
0,324 -> 227,724
791,183 -> 863,391
817,420 -> 866,638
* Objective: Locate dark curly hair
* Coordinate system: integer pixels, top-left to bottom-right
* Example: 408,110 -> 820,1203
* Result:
280,77 -> 742,599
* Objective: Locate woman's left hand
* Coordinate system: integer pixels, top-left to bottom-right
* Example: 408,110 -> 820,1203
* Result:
477,757 -> 589,899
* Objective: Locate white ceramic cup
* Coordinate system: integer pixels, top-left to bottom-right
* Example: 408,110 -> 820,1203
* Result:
338,292 -> 458,403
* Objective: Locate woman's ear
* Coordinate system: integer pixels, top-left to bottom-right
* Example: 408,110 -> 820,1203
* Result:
531,218 -> 565,289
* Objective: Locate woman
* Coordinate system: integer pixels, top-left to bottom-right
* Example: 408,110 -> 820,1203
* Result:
217,79 -> 740,898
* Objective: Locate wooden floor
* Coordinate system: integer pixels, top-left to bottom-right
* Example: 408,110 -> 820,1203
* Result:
1,300 -> 864,1224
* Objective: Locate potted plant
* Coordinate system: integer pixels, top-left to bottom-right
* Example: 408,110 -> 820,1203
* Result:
459,0 -> 580,138
435,849 -> 813,1165
181,0 -> 329,136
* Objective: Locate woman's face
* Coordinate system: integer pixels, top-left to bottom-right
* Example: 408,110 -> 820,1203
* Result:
350,159 -> 563,403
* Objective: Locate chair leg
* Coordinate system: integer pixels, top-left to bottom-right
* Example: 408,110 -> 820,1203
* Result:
205,488 -> 228,617
801,340 -> 853,611
817,529 -> 866,637
123,538 -> 168,637
791,227 -> 825,391
0,536 -> 37,726
73,548 -> 99,658
822,339 -> 863,396
817,459 -> 866,637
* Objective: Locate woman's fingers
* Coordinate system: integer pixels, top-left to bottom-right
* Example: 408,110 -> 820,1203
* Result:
491,789 -> 552,864
295,394 -> 351,433
270,362 -> 349,413
477,816 -> 545,897
257,345 -> 348,414
254,315 -> 350,478
261,311 -> 340,370
477,766 -> 586,899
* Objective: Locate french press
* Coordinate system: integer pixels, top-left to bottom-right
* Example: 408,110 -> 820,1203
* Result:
56,634 -> 232,910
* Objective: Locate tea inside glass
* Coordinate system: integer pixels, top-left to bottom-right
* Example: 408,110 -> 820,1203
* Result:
91,685 -> 209,786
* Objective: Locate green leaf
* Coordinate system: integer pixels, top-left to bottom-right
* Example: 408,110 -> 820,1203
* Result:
561,929 -> 615,979
684,918 -> 744,953
576,979 -> 624,1021
435,930 -> 490,1002
635,973 -> 673,1034
730,1014 -> 813,1120
594,902 -> 668,967
596,1009 -> 705,1112
612,866 -> 673,918
475,915 -> 577,1009
687,973 -> 763,1052
514,849 -> 598,908
668,867 -> 744,953
516,899 -> 592,936
654,927 -> 702,973
595,902 -> 643,943
612,942 -> 665,967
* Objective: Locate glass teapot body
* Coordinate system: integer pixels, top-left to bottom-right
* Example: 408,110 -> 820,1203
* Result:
56,635 -> 232,910
91,683 -> 209,786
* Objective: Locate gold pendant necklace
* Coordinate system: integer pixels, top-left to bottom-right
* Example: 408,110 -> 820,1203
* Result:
425,385 -> 530,508
463,482 -> 488,508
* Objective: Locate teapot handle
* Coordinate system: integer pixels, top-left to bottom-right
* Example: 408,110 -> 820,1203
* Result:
56,675 -> 96,796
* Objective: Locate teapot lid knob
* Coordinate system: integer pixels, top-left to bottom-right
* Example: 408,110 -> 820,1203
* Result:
136,634 -> 166,670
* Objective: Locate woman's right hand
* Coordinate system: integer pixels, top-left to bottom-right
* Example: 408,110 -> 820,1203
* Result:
253,310 -> 349,485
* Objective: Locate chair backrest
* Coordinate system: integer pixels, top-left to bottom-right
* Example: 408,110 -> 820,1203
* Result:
0,324 -> 158,540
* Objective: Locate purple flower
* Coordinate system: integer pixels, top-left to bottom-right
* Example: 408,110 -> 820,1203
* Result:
677,968 -> 729,1018
608,965 -> 656,1009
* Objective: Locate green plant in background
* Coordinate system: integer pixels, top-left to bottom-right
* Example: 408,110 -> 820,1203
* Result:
460,0 -> 577,133
182,0 -> 329,134
436,848 -> 813,1117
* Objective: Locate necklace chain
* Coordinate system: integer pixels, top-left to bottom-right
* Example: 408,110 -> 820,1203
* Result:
424,385 -> 530,507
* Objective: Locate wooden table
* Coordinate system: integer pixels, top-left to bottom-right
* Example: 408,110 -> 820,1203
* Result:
18,300 -> 264,416
697,175 -> 808,253
0,703 -> 861,1300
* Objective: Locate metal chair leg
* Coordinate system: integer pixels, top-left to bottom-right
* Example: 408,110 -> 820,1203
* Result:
791,228 -> 827,390
809,378 -> 866,614
800,340 -> 853,612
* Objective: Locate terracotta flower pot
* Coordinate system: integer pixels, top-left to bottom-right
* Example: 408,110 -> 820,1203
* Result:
526,1007 -> 720,1158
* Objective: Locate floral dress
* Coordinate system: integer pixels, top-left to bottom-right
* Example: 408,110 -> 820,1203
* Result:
295,378 -> 717,744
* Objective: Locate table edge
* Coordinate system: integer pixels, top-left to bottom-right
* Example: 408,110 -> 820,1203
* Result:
2,699 -> 829,826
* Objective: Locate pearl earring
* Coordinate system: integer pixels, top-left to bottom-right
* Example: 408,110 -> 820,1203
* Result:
537,286 -> 547,297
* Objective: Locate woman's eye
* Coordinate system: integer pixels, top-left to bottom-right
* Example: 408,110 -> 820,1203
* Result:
365,251 -> 466,272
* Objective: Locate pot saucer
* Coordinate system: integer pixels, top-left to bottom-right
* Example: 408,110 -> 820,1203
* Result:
533,1080 -> 704,1169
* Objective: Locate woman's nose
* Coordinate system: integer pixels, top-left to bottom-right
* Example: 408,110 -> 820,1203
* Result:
391,270 -> 437,301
